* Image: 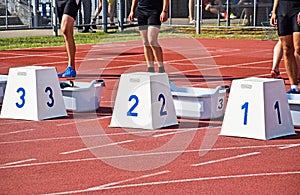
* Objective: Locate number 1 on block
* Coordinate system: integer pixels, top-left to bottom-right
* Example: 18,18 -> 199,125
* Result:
241,101 -> 282,126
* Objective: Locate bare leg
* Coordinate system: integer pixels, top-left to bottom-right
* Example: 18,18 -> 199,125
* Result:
280,35 -> 298,89
140,29 -> 155,69
92,0 -> 102,20
205,4 -> 226,18
148,26 -> 164,68
272,40 -> 283,71
61,14 -> 76,69
293,32 -> 300,81
108,1 -> 115,24
188,0 -> 194,22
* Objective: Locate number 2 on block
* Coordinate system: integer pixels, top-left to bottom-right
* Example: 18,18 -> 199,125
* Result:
127,93 -> 168,117
127,95 -> 139,117
158,93 -> 167,116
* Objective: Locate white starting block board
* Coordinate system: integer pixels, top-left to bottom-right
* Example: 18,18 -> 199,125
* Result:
170,82 -> 227,119
0,75 -> 8,103
110,72 -> 178,130
220,77 -> 295,140
287,93 -> 300,127
61,80 -> 105,112
0,66 -> 67,120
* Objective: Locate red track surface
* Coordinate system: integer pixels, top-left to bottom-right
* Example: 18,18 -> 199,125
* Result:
0,38 -> 299,194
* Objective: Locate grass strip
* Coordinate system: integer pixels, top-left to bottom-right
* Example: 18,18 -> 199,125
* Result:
0,26 -> 278,50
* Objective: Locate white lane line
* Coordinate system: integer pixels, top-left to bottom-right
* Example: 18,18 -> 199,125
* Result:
98,63 -> 145,71
0,145 -> 287,170
87,170 -> 171,190
43,171 -> 300,194
279,144 -> 300,150
60,140 -> 134,155
56,116 -> 111,126
0,127 -> 198,144
86,171 -> 300,191
153,131 -> 177,138
0,126 -> 214,144
2,158 -> 37,166
152,127 -> 203,138
191,152 -> 261,167
0,120 -> 32,125
42,170 -> 170,195
0,128 -> 35,136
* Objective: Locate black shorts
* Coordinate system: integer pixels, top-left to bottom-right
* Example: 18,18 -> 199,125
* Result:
136,8 -> 161,30
276,0 -> 300,36
57,0 -> 81,22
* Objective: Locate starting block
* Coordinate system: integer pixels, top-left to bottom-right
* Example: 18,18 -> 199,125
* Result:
170,82 -> 227,119
220,77 -> 295,140
110,72 -> 178,130
287,94 -> 300,127
61,80 -> 105,112
0,66 -> 67,120
0,75 -> 8,103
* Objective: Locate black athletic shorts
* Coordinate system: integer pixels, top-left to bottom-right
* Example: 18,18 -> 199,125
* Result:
136,7 -> 162,30
276,0 -> 300,36
57,0 -> 81,22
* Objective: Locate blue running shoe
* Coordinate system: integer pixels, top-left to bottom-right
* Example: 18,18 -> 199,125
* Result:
58,66 -> 76,77
286,88 -> 299,94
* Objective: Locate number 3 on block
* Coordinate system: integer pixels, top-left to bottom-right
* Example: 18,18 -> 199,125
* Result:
127,93 -> 168,117
15,86 -> 55,109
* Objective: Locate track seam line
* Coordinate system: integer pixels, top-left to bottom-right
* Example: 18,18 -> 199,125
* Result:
43,171 -> 300,194
0,128 -> 35,135
60,139 -> 134,155
85,171 -> 300,191
278,144 -> 300,149
87,170 -> 171,190
0,144 -> 290,169
191,152 -> 261,167
1,158 -> 37,166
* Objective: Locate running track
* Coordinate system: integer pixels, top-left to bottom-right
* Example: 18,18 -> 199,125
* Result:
0,38 -> 299,194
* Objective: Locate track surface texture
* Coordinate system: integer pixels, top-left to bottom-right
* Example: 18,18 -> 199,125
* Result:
0,38 -> 299,195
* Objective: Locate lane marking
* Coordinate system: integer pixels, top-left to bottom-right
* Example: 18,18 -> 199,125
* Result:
56,116 -> 112,126
88,170 -> 170,190
0,145 -> 291,169
0,120 -> 32,126
152,131 -> 177,138
43,171 -> 300,194
2,158 -> 37,166
191,152 -> 261,167
152,127 -> 203,138
60,140 -> 134,155
0,126 -> 213,144
279,144 -> 300,150
83,171 -> 300,191
0,128 -> 35,136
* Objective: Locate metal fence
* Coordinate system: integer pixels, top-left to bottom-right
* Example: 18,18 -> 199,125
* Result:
0,0 -> 274,34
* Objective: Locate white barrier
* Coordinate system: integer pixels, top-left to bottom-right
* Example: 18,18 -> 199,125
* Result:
0,66 -> 67,120
220,77 -> 295,140
110,72 -> 178,130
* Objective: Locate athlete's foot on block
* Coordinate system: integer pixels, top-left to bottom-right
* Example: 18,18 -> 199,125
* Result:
147,67 -> 155,73
270,69 -> 281,79
158,66 -> 165,73
58,66 -> 76,77
287,88 -> 300,94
